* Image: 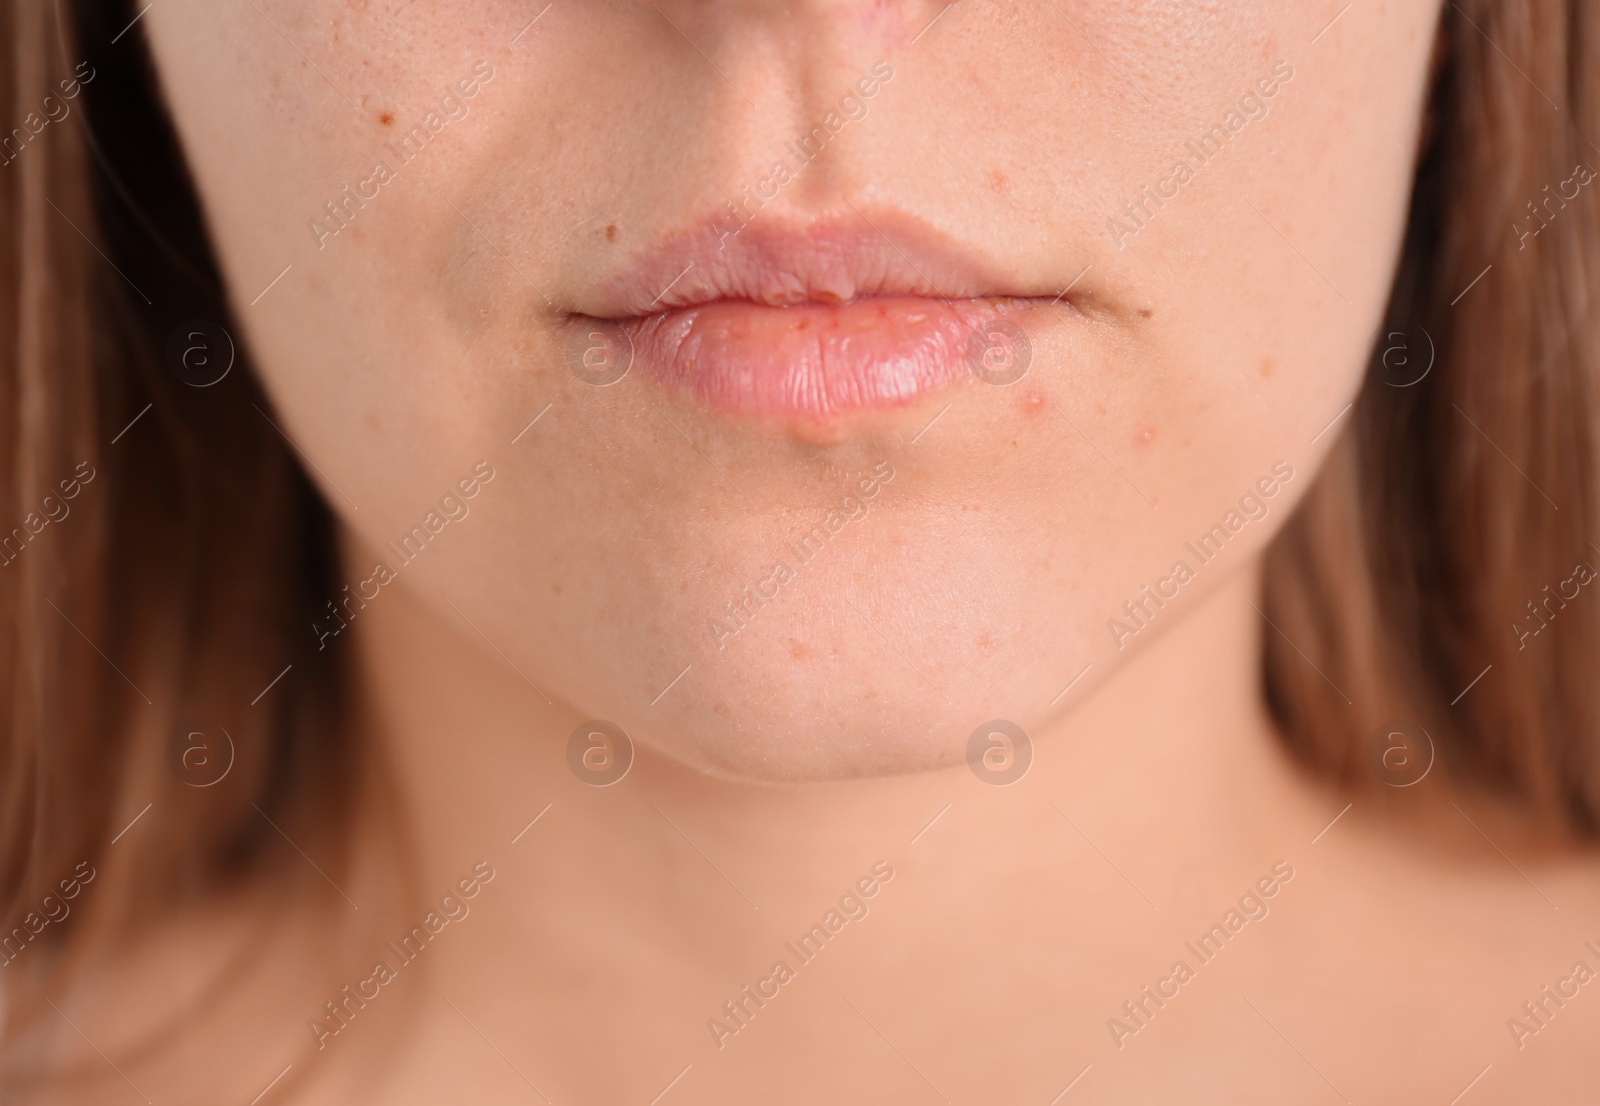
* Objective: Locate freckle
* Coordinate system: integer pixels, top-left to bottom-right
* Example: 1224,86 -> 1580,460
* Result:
379,111 -> 394,127
605,222 -> 618,242
1138,308 -> 1153,319
1258,356 -> 1275,379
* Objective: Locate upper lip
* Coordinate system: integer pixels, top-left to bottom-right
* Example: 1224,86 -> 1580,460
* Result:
577,208 -> 1052,319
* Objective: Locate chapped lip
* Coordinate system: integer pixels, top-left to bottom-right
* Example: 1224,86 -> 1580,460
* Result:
577,209 -> 1059,317
564,209 -> 1085,426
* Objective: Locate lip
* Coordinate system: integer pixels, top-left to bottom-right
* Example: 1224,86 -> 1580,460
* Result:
564,212 -> 1072,426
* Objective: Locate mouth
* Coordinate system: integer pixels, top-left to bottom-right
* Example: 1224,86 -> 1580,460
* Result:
561,210 -> 1080,427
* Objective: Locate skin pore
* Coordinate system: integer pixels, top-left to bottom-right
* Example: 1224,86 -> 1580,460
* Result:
50,0 -> 1600,1102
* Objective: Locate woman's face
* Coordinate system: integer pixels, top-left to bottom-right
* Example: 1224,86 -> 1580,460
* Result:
145,0 -> 1441,780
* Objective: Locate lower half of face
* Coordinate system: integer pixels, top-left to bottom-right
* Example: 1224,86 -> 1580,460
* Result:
147,0 -> 1442,780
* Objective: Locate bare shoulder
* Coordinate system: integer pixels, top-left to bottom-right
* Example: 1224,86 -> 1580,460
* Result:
1253,787 -> 1600,1104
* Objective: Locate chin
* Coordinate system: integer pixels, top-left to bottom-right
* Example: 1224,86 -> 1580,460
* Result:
580,575 -> 1087,786
635,688 -> 972,785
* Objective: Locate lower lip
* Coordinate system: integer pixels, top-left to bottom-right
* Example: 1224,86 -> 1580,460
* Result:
579,297 -> 1040,423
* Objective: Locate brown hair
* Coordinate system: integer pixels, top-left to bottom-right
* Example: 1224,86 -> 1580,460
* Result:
1262,0 -> 1600,833
1,0 -> 1595,1084
1,0 -> 353,1080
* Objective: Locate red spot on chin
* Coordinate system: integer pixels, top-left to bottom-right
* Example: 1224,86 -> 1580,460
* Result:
1135,425 -> 1156,446
1020,389 -> 1047,415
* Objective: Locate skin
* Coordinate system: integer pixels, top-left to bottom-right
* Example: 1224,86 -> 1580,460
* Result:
46,1 -> 1600,1103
